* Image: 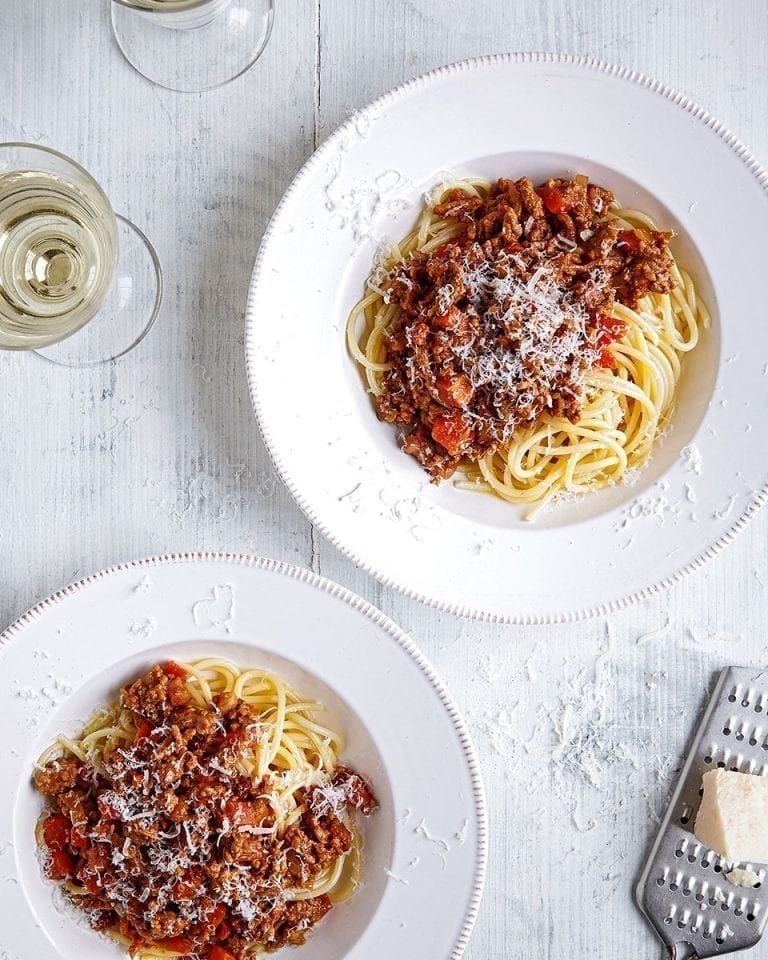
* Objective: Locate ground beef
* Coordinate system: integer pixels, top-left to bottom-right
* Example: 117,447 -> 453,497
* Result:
34,757 -> 82,797
33,661 -> 377,960
375,175 -> 676,478
331,766 -> 378,815
120,663 -> 190,722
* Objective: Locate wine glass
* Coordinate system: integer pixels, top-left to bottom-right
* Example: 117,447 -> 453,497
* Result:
110,0 -> 274,93
0,143 -> 162,366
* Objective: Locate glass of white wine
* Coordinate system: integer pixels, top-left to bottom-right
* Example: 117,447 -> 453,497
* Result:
111,0 -> 274,92
0,143 -> 162,366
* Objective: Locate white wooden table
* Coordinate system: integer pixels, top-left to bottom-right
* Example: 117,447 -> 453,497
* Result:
3,2 -> 768,957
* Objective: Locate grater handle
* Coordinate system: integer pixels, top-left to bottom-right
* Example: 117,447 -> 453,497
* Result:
666,945 -> 699,960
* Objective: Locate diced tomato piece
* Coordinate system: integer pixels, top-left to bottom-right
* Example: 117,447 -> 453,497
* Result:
49,849 -> 75,879
598,348 -> 618,369
223,800 -> 268,827
209,905 -> 227,927
435,373 -> 473,409
163,660 -> 188,679
43,814 -> 71,852
431,412 -> 470,455
173,867 -> 204,901
157,937 -> 194,954
216,921 -> 231,940
594,314 -> 626,349
537,185 -> 567,215
433,306 -> 464,331
69,826 -> 90,851
616,229 -> 640,253
83,872 -> 102,895
134,721 -> 153,744
208,947 -> 237,960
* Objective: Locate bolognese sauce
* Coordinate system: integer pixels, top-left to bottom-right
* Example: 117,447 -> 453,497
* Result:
374,175 -> 676,479
33,662 -> 377,959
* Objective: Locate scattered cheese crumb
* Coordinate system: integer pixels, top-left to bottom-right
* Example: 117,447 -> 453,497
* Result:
727,867 -> 761,888
680,444 -> 703,476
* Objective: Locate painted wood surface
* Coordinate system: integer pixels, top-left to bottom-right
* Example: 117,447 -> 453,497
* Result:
2,2 -> 768,957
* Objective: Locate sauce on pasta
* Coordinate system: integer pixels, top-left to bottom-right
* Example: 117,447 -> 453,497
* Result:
348,175 -> 708,518
33,660 -> 377,960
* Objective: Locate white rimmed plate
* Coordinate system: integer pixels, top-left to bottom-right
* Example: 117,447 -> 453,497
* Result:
245,53 -> 768,623
0,553 -> 485,960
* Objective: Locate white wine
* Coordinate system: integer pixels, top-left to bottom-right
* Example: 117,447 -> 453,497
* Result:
117,0 -> 230,12
115,0 -> 221,11
114,0 -> 229,30
0,169 -> 119,349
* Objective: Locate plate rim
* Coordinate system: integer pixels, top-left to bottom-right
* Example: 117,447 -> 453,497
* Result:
244,51 -> 768,624
0,550 -> 488,960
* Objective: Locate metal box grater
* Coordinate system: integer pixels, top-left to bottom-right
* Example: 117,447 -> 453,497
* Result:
636,666 -> 768,959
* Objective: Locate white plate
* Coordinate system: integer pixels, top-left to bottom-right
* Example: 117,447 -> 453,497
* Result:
0,553 -> 485,960
245,53 -> 768,623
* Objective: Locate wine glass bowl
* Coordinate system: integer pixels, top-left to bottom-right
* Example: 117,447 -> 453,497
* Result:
0,145 -> 119,350
110,0 -> 275,92
0,143 -> 162,366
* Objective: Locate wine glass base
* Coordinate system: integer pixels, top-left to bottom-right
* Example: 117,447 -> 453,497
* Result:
35,215 -> 162,367
111,0 -> 274,93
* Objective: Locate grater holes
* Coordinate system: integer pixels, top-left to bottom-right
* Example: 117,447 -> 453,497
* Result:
716,936 -> 726,945
723,726 -> 732,736
687,854 -> 697,863
748,913 -> 756,921
704,754 -> 713,764
670,881 -> 679,891
743,699 -> 750,708
750,736 -> 758,746
714,864 -> 722,873
656,876 -> 665,886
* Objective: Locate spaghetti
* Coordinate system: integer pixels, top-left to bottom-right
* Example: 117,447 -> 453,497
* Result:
33,659 -> 377,960
347,175 -> 708,518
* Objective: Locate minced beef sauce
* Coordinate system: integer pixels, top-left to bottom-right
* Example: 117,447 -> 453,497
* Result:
375,175 -> 676,478
34,662 -> 376,960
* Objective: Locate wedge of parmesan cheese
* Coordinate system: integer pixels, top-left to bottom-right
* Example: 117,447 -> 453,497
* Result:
694,769 -> 768,863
